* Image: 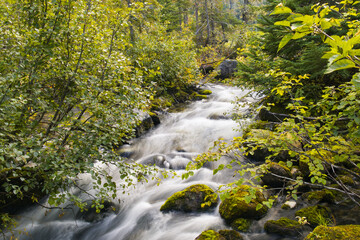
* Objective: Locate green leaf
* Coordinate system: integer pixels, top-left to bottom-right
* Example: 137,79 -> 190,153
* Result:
352,72 -> 360,90
278,33 -> 294,52
292,31 -> 312,40
325,59 -> 356,74
271,4 -> 293,15
274,21 -> 291,27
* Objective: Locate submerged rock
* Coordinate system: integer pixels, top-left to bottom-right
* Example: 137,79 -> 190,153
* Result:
304,225 -> 360,240
219,185 -> 268,223
160,184 -> 218,213
264,217 -> 304,237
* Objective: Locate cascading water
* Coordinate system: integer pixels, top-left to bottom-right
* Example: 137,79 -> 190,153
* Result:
11,84 -> 279,240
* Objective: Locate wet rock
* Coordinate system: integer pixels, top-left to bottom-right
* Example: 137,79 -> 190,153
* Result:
135,112 -> 155,137
160,184 -> 218,213
230,218 -> 252,232
304,225 -> 360,240
264,217 -> 304,237
195,230 -> 226,240
219,185 -> 268,223
76,200 -> 119,223
219,229 -> 244,240
295,205 -> 333,227
217,59 -> 238,79
261,163 -> 292,188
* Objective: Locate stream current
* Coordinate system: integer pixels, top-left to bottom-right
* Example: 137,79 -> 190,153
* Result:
12,84 -> 284,240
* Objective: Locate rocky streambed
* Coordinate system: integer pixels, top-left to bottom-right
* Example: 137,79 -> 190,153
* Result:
9,83 -> 360,240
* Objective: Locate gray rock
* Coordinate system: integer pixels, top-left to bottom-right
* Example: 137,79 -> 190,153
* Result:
217,60 -> 238,79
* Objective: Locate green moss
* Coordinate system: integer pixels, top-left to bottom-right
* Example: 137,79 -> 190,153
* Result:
337,175 -> 355,186
305,225 -> 360,240
195,230 -> 226,240
303,189 -> 336,204
160,184 -> 218,212
295,205 -> 332,227
219,185 -> 268,223
218,230 -> 244,240
264,217 -> 303,236
198,89 -> 212,95
191,93 -> 208,100
231,218 -> 252,232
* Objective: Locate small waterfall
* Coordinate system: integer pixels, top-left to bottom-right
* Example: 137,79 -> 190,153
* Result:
12,84 -> 277,240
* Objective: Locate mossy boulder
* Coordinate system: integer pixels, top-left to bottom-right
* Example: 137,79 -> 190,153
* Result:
295,205 -> 333,227
160,184 -> 218,213
337,174 -> 355,186
304,225 -> 360,240
218,230 -> 244,240
302,189 -> 336,204
230,218 -> 252,232
191,93 -> 208,100
261,162 -> 292,187
195,230 -> 226,240
198,89 -> 212,95
264,217 -> 303,237
219,185 -> 268,223
242,129 -> 273,162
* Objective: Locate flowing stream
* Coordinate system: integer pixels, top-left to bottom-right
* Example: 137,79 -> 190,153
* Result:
12,84 -> 283,240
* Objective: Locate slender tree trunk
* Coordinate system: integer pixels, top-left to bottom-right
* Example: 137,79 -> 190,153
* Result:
205,0 -> 210,46
126,0 -> 135,43
242,0 -> 249,23
195,1 -> 200,45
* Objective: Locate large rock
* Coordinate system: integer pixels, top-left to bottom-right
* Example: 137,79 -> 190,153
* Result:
217,60 -> 238,79
195,230 -> 244,240
295,205 -> 333,227
160,184 -> 218,212
135,112 -> 155,137
264,217 -> 304,237
261,163 -> 292,187
219,185 -> 268,223
195,230 -> 226,240
304,225 -> 360,240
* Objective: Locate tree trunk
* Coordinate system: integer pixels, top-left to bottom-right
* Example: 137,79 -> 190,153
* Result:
205,0 -> 210,46
242,0 -> 249,23
126,0 -> 135,43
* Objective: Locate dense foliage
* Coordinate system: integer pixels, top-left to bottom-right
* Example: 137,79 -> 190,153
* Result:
0,0 -> 199,232
187,0 -> 360,212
